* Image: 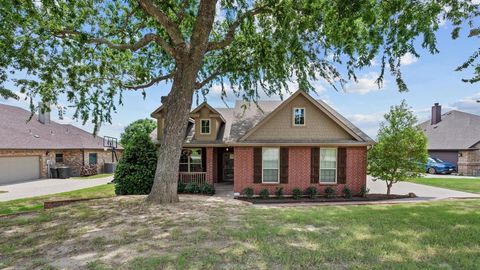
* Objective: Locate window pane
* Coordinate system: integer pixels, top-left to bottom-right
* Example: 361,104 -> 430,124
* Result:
89,153 -> 97,165
262,148 -> 279,182
320,169 -> 336,182
201,120 -> 210,133
179,164 -> 188,172
263,169 -> 278,182
294,108 -> 305,125
320,148 -> 337,169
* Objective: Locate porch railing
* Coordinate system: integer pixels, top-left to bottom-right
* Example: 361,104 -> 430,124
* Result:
178,172 -> 207,185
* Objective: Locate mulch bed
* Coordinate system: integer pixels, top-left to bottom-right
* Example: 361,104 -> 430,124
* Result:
237,194 -> 413,204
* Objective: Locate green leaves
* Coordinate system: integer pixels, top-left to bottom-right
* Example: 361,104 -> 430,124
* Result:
0,0 -> 477,133
368,100 -> 428,188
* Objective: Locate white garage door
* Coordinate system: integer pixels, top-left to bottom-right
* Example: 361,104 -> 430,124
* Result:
0,156 -> 40,185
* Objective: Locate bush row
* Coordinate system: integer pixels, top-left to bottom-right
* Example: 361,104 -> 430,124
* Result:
178,182 -> 215,196
242,186 -> 369,199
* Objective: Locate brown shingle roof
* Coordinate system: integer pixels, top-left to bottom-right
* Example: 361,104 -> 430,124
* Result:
418,110 -> 480,150
0,104 -> 119,150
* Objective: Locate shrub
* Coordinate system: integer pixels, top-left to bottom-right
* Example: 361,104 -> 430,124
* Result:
185,182 -> 200,194
177,182 -> 186,193
292,188 -> 302,199
275,187 -> 284,198
259,189 -> 270,199
360,186 -> 370,197
114,134 -> 157,195
343,187 -> 352,199
324,187 -> 336,198
199,183 -> 215,195
243,187 -> 254,198
120,119 -> 156,148
304,186 -> 318,199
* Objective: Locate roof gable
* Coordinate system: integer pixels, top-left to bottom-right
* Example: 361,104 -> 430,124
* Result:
239,91 -> 368,142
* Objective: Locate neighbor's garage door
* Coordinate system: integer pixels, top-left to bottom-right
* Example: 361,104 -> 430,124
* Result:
0,156 -> 40,185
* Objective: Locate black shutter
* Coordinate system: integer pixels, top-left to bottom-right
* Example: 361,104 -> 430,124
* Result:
280,147 -> 289,184
253,147 -> 262,183
310,147 -> 319,184
337,147 -> 347,184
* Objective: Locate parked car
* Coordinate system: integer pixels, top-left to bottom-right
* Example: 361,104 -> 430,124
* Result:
425,157 -> 456,174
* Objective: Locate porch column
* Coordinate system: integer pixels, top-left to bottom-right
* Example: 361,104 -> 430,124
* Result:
206,147 -> 214,184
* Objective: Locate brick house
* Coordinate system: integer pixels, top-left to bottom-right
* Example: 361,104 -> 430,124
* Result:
151,90 -> 374,195
0,104 -> 122,184
418,103 -> 480,176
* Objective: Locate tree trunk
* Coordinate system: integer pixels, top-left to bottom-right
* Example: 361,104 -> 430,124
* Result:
146,64 -> 197,204
386,181 -> 392,195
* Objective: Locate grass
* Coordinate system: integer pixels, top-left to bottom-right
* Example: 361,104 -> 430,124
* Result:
1,196 -> 480,269
0,184 -> 115,216
72,173 -> 113,180
408,177 -> 480,194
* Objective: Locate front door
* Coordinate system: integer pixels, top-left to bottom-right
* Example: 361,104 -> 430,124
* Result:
222,152 -> 234,182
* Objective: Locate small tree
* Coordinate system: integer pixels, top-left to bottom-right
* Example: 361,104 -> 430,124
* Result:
368,101 -> 428,195
120,119 -> 156,148
115,133 -> 158,195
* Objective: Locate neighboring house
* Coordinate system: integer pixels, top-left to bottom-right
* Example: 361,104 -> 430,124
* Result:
150,90 -> 374,195
418,103 -> 480,176
0,104 -> 123,184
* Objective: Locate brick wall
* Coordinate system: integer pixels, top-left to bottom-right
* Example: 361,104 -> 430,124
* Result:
206,147 -> 214,184
0,148 -> 123,178
233,146 -> 367,196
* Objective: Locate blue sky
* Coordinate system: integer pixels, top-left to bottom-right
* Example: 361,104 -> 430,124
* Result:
1,21 -> 479,140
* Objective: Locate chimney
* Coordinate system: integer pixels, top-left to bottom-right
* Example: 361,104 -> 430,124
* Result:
431,103 -> 441,125
38,102 -> 51,124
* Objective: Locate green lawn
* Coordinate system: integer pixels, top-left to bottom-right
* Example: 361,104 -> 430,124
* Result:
0,184 -> 115,215
408,177 -> 480,194
1,196 -> 480,269
72,173 -> 113,179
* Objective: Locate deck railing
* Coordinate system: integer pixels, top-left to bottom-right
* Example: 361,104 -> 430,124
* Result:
178,172 -> 207,185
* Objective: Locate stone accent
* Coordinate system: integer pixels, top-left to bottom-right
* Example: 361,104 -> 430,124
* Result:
458,144 -> 480,176
233,146 -> 367,195
0,148 -> 123,178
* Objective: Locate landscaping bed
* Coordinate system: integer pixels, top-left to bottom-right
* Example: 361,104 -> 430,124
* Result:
237,194 -> 412,204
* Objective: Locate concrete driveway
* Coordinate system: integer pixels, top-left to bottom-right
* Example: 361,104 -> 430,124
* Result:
0,176 -> 113,202
367,176 -> 480,201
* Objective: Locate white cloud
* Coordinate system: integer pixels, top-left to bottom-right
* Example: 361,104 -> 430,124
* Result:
400,53 -> 418,66
450,92 -> 480,115
345,72 -> 384,95
347,112 -> 384,139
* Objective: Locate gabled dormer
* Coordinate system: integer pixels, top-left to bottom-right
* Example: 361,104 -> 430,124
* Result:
190,102 -> 225,141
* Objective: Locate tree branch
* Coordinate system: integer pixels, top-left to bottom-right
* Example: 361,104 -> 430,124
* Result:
207,6 -> 269,51
56,31 -> 175,57
123,72 -> 175,90
138,0 -> 185,47
195,70 -> 223,89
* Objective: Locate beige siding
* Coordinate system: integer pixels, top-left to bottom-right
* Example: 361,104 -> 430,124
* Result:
245,94 -> 354,141
192,107 -> 219,141
458,142 -> 480,176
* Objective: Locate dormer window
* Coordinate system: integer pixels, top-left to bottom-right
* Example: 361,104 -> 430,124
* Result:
200,119 -> 210,134
293,108 -> 305,126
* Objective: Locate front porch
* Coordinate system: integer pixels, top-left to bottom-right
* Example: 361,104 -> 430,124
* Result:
178,147 -> 234,185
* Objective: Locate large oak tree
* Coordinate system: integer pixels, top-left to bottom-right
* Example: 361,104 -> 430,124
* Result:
0,0 -> 477,203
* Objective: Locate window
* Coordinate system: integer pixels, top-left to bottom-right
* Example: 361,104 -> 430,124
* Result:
293,108 -> 305,126
55,153 -> 64,163
320,148 -> 337,183
262,148 -> 279,183
89,153 -> 98,165
200,119 -> 210,134
179,148 -> 203,172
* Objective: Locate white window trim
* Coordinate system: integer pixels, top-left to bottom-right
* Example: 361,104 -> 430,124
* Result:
319,148 -> 337,184
262,147 -> 280,184
293,107 -> 306,126
200,119 -> 211,134
180,148 -> 202,172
